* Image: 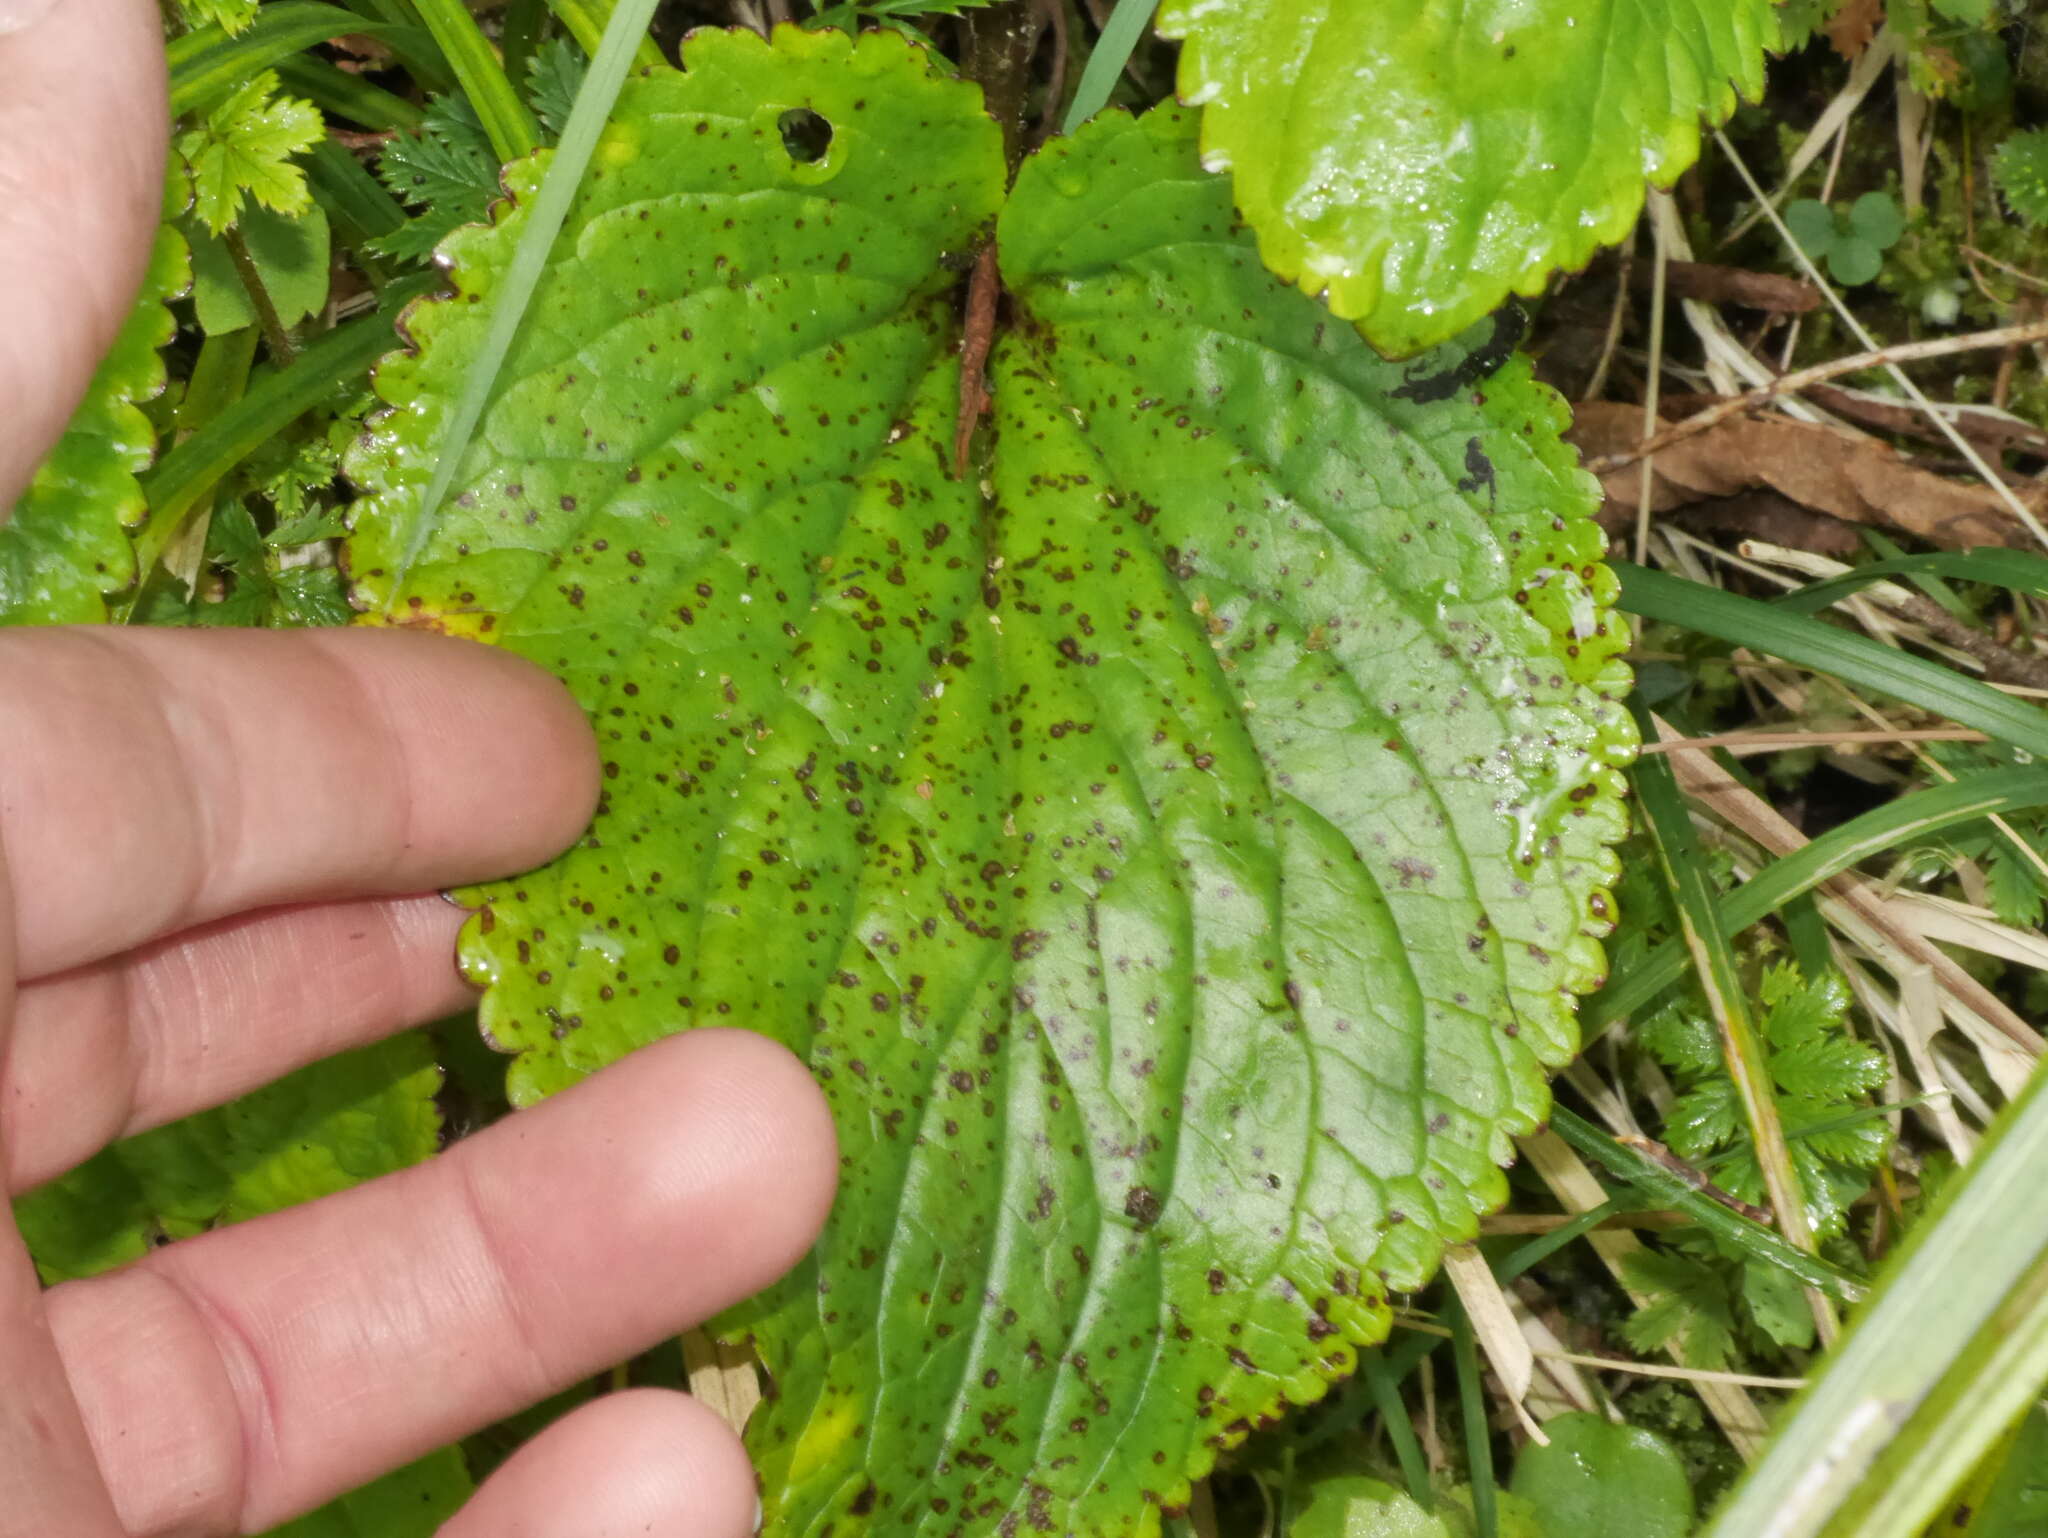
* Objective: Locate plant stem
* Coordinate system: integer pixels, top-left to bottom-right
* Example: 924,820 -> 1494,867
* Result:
544,0 -> 665,68
222,225 -> 298,364
962,0 -> 1046,170
1630,716 -> 1840,1346
410,0 -> 541,162
1589,315 -> 2048,473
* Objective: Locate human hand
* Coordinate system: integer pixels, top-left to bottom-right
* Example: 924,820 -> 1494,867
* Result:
0,7 -> 840,1536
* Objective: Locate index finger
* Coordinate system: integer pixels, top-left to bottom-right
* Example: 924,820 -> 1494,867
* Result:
0,0 -> 165,507
0,627 -> 600,979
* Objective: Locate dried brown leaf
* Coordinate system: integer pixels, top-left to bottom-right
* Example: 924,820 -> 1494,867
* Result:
1570,400 -> 2045,550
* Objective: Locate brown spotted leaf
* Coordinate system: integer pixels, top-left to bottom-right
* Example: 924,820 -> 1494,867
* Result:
344,27 -> 1632,1536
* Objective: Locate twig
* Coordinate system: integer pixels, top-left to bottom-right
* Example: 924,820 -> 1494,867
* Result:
1634,194 -> 1673,565
1588,318 -> 2048,474
954,244 -> 1000,476
1962,246 -> 2048,295
1714,128 -> 2048,551
1389,1317 -> 1808,1389
1580,219 -> 1636,404
1638,727 -> 1989,756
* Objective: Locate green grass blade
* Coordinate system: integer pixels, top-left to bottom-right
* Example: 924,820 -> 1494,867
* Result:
1631,701 -> 1822,1260
1364,1358 -> 1435,1509
410,0 -> 541,162
1062,0 -> 1162,134
545,0 -> 665,69
167,2 -> 398,114
392,0 -> 663,586
125,277 -> 435,610
1448,1296 -> 1498,1538
277,53 -> 429,132
1548,1109 -> 1866,1300
1583,765 -> 2048,1033
1495,1195 -> 1627,1284
1776,549 -> 2048,614
305,136 -> 410,244
1699,1060 -> 2048,1538
502,0 -> 550,86
1860,529 -> 1975,622
1615,561 -> 2048,760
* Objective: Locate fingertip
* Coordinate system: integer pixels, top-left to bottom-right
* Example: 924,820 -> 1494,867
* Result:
448,637 -> 606,863
528,1029 -> 839,1309
309,628 -> 604,872
673,1029 -> 841,1274
439,1390 -> 757,1538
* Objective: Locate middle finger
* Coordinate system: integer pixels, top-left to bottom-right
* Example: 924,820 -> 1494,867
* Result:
4,893 -> 475,1195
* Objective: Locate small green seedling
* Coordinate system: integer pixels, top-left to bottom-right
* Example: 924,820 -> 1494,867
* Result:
1784,190 -> 1906,285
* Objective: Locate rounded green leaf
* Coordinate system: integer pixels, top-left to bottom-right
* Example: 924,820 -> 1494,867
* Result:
0,223 -> 186,623
345,27 -> 1632,1535
1827,237 -> 1884,288
189,201 -> 333,335
1293,1475 -> 1453,1538
1509,1412 -> 1695,1538
1783,198 -> 1839,260
1845,190 -> 1904,250
1154,0 -> 1777,356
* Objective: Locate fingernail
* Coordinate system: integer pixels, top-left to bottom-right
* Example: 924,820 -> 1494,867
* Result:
0,0 -> 60,37
752,1495 -> 764,1534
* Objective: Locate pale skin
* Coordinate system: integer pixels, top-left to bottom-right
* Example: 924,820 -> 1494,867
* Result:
0,3 -> 839,1533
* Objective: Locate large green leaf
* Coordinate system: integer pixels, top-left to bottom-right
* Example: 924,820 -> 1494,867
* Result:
16,1032 -> 444,1285
1154,0 -> 1776,355
257,1448 -> 471,1538
1509,1411 -> 1694,1538
344,27 -> 1631,1534
0,223 -> 186,623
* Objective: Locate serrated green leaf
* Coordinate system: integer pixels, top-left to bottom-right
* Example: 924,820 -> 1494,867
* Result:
1772,1037 -> 1887,1103
175,0 -> 261,35
178,70 -> 325,236
1984,841 -> 2048,928
343,28 -> 1632,1534
1154,0 -> 1776,355
1667,1078 -> 1742,1161
188,201 -> 333,335
1759,961 -> 1846,1044
1509,1411 -> 1694,1538
1992,129 -> 2048,230
526,36 -> 590,143
1621,1249 -> 1737,1369
0,224 -> 186,623
369,95 -> 501,262
1633,1001 -> 1720,1077
1742,1256 -> 1815,1351
15,1032 -> 443,1285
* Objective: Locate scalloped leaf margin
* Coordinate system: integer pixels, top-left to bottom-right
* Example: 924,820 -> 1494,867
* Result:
1156,0 -> 1777,356
0,223 -> 186,623
344,26 -> 1634,1537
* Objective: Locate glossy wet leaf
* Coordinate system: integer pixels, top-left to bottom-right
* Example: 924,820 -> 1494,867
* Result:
16,1032 -> 443,1285
1154,0 -> 1777,355
0,224 -> 184,623
1510,1411 -> 1694,1538
345,27 -> 1630,1534
1292,1475 -> 1453,1538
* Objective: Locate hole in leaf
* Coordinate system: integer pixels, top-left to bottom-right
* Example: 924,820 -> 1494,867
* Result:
778,108 -> 834,165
